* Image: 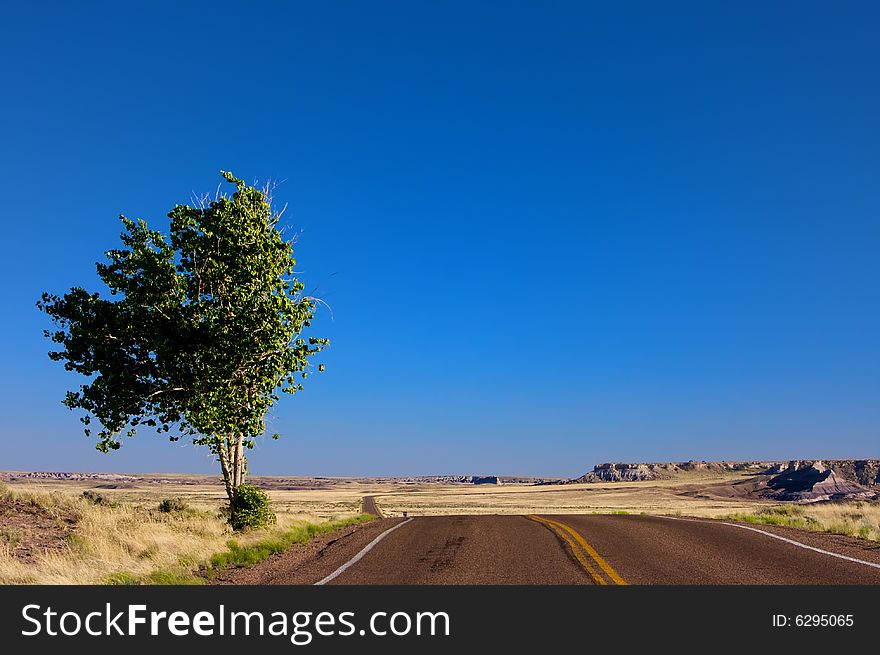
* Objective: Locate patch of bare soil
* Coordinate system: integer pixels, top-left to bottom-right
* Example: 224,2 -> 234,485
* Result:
675,476 -> 773,500
0,497 -> 78,563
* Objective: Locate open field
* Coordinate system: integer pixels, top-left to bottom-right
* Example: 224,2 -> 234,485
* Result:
372,476 -> 769,517
1,475 -> 366,520
0,476 -> 371,584
2,469 -> 774,519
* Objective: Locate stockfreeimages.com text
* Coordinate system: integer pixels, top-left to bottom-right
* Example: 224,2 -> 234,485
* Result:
21,603 -> 450,645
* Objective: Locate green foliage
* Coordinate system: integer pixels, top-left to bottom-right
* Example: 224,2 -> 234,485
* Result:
208,514 -> 375,571
37,171 -> 328,496
158,497 -> 189,513
105,572 -> 139,585
727,505 -> 818,530
228,484 -> 276,531
827,522 -> 857,537
105,570 -> 205,586
142,571 -> 205,585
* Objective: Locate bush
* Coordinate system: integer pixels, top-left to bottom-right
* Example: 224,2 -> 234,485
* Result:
228,484 -> 276,531
158,498 -> 189,513
82,490 -> 113,506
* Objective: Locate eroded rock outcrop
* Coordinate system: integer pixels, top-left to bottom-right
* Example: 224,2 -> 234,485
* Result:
761,460 -> 876,502
574,461 -> 775,483
571,459 -> 880,502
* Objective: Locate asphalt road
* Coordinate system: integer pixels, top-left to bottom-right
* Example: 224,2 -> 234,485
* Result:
313,512 -> 880,585
361,496 -> 382,517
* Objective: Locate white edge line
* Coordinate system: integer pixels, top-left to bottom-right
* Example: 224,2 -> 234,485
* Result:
314,518 -> 413,585
656,514 -> 880,571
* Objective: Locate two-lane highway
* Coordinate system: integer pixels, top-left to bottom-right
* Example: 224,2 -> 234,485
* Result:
312,511 -> 880,585
320,515 -> 590,584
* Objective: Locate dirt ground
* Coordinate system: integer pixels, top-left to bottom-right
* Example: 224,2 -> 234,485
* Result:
0,496 -> 78,563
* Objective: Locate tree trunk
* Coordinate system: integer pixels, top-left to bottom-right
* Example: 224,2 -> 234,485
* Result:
217,433 -> 247,505
233,432 -> 246,487
216,436 -> 234,503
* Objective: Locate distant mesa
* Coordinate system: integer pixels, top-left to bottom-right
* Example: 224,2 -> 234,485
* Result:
0,471 -> 527,487
571,459 -> 880,503
4,472 -> 138,482
572,461 -> 768,483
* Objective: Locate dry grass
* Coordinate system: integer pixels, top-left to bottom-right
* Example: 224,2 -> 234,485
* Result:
0,482 -> 363,585
370,475 -> 770,517
3,476 -> 369,519
727,501 -> 880,541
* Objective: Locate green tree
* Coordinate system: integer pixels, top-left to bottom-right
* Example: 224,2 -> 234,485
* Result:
38,171 -> 328,517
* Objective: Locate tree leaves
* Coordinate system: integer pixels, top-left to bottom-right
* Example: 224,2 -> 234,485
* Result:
38,171 -> 328,459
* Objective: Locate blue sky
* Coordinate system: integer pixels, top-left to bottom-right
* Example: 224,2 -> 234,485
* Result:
1,2 -> 877,477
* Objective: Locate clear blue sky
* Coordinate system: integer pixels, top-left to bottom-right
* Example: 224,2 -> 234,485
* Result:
1,2 -> 877,477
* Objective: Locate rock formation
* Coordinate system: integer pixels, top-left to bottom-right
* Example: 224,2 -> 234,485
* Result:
761,460 -> 876,502
572,459 -> 880,502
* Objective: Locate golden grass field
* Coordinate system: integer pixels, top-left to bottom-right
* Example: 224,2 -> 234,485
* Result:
371,476 -> 767,517
2,476 -> 367,520
3,471 -> 880,584
0,476 -> 368,585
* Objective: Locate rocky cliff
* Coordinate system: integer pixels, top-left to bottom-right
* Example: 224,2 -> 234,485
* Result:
573,461 -> 774,483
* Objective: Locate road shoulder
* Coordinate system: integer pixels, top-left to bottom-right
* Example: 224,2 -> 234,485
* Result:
210,517 -> 406,585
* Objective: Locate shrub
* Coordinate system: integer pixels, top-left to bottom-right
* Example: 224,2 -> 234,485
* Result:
158,498 -> 189,513
82,490 -> 111,506
228,484 -> 276,531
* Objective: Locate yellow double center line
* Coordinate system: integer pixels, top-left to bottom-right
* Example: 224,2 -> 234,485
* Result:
528,515 -> 627,585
